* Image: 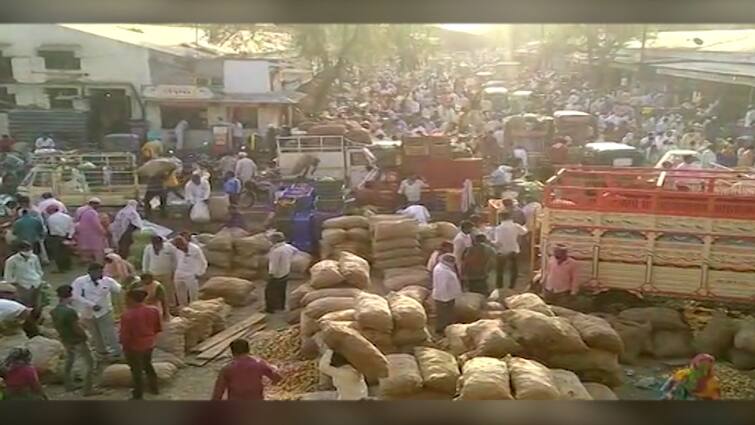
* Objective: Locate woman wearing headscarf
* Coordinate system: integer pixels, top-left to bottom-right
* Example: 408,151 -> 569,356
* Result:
660,353 -> 721,400
104,252 -> 136,285
110,200 -> 144,257
0,348 -> 47,400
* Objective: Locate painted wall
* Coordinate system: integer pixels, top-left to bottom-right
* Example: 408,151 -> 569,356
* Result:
223,60 -> 271,93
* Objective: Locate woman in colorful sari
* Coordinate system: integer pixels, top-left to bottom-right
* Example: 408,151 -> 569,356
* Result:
109,200 -> 144,257
660,353 -> 721,400
0,348 -> 47,400
131,273 -> 170,321
74,198 -> 108,264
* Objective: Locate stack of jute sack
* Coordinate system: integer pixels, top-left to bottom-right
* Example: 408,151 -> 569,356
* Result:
386,292 -> 431,348
177,298 -> 231,351
199,276 -> 257,307
320,215 -> 371,260
418,221 -> 459,260
294,252 -> 372,359
0,332 -> 66,383
370,215 -> 425,271
444,293 -> 625,387
199,228 -> 250,273
694,312 -> 755,370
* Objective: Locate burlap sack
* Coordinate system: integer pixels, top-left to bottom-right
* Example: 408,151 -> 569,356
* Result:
445,324 -> 471,356
551,369 -> 593,400
569,313 -> 624,355
398,285 -> 430,303
734,319 -> 755,354
618,307 -> 689,332
355,292 -> 393,332
156,317 -> 188,357
101,363 -> 178,387
507,357 -> 559,400
320,309 -> 356,323
501,309 -> 589,354
322,228 -> 348,246
199,276 -> 255,307
345,228 -> 371,243
301,311 -> 320,336
392,327 -> 430,347
310,260 -> 346,288
651,330 -> 694,358
374,256 -> 426,270
486,301 -> 504,311
338,252 -> 370,289
434,222 -> 459,240
153,348 -> 186,369
379,354 -> 424,397
694,311 -> 740,358
320,321 -> 389,381
292,252 -> 313,276
26,336 -> 64,377
542,349 -> 623,388
462,320 -> 523,359
357,326 -> 394,354
304,297 -> 357,319
233,233 -> 273,253
373,238 -> 421,252
304,309 -> 356,337
322,215 -> 369,230
606,317 -> 652,364
454,293 -> 486,323
372,220 -> 419,241
387,292 -> 427,330
203,248 -> 232,269
300,287 -> 363,306
421,237 -> 447,254
550,305 -> 581,318
583,382 -> 618,400
729,348 -> 755,370
288,283 -> 314,310
374,248 -> 423,262
504,293 -> 554,317
300,333 -> 320,360
414,347 -> 460,395
384,270 -> 431,291
457,357 -> 512,400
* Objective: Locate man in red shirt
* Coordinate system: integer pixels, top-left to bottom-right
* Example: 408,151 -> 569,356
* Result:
541,244 -> 579,306
211,339 -> 282,400
119,288 -> 162,400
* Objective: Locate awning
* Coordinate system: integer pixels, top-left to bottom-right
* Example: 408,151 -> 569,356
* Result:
653,61 -> 755,87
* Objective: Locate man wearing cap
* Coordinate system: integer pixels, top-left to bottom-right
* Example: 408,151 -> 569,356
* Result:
265,232 -> 299,313
75,198 -> 108,263
541,245 -> 579,306
71,263 -> 123,360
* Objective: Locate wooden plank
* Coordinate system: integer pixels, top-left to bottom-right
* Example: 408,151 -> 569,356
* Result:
189,313 -> 265,353
196,323 -> 267,361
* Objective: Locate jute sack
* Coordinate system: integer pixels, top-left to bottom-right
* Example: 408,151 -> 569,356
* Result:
606,317 -> 652,364
392,327 -> 430,347
504,293 -> 554,317
300,287 -> 363,306
462,320 -> 523,360
507,357 -> 559,400
694,311 -> 740,358
454,293 -> 486,323
434,222 -> 459,240
345,228 -> 371,243
372,220 -> 419,241
203,248 -> 232,269
155,317 -> 188,357
304,297 -> 357,319
292,252 -> 313,276
398,285 -> 430,303
101,363 -> 177,387
373,248 -> 423,262
387,292 -> 427,330
651,330 -> 694,358
321,228 -> 348,246
728,348 -> 755,370
310,260 -> 345,288
379,354 -> 424,397
303,309 -> 356,337
288,283 -> 313,310
414,347 -> 460,395
26,336 -> 65,377
418,223 -> 439,239
734,318 -> 755,354
374,256 -> 425,270
384,270 -> 431,291
542,349 -> 623,388
421,237 -> 447,254
501,309 -> 588,354
551,369 -> 593,400
583,382 -> 618,400
301,311 -> 320,336
233,233 -> 273,253
320,321 -> 389,382
300,332 -> 320,360
617,307 -> 689,332
457,357 -> 513,400
354,292 -> 393,332
373,238 -> 421,252
445,324 -> 471,356
322,215 -> 369,229
199,276 -> 255,307
568,313 -> 624,355
356,326 -> 395,354
338,251 -> 370,289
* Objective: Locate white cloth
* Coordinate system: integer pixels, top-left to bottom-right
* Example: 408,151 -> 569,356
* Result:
452,232 -> 472,273
513,148 -> 528,170
318,350 -> 368,400
174,120 -> 189,150
267,242 -> 299,278
142,242 -> 177,275
47,211 -> 75,238
0,299 -> 28,322
37,198 -> 67,216
397,179 -> 428,203
71,274 -> 122,319
235,157 -> 258,183
110,201 -> 143,245
397,205 -> 431,224
493,220 -> 528,254
184,179 -> 211,205
35,137 -> 55,150
460,179 -> 475,214
432,262 -> 462,302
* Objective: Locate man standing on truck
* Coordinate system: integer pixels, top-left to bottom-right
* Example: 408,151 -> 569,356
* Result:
397,174 -> 428,206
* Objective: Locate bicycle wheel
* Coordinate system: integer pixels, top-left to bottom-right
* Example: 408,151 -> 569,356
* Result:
239,190 -> 256,208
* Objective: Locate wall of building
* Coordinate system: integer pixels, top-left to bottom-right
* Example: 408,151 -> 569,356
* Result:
0,24 -> 151,117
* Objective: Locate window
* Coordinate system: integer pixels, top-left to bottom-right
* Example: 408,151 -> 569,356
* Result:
0,52 -> 12,81
160,105 -> 207,129
38,50 -> 80,70
45,87 -> 78,109
232,107 -> 258,128
0,87 -> 15,106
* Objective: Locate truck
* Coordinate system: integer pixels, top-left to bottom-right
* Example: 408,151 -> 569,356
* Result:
553,110 -> 598,145
537,166 -> 755,304
16,152 -> 142,206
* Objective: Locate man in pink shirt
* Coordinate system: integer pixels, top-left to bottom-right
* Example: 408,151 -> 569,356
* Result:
542,244 -> 579,306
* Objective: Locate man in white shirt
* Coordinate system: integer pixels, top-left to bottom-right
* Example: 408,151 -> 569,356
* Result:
234,152 -> 258,185
34,133 -> 55,150
184,173 -> 211,207
452,221 -> 474,276
431,253 -> 462,334
266,232 -> 299,313
173,236 -> 207,307
318,349 -> 368,400
397,175 -> 429,205
493,211 -> 528,290
513,145 -> 528,171
142,235 -> 177,308
174,119 -> 189,151
71,263 -> 123,359
397,203 -> 431,224
4,241 -> 44,312
37,192 -> 67,219
45,205 -> 75,272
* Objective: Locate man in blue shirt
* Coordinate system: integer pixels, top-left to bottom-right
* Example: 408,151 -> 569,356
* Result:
223,171 -> 242,205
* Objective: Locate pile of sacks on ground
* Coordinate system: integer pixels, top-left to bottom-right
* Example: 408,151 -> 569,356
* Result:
319,215 -> 371,260
417,221 -> 460,260
199,229 -> 312,281
691,312 -> 755,370
378,348 -> 618,400
370,215 -> 425,271
444,293 -> 625,388
0,328 -> 66,384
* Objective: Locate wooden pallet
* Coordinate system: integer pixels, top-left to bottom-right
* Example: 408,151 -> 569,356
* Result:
186,314 -> 266,367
